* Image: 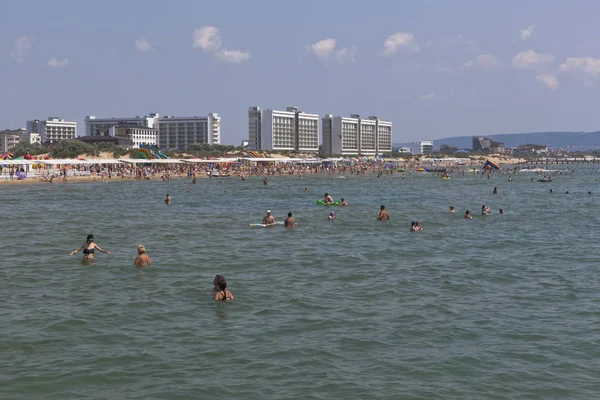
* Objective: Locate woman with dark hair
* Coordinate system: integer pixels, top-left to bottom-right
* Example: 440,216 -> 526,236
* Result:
69,234 -> 111,260
213,275 -> 234,302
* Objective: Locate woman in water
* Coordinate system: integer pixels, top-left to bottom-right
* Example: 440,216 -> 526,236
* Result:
449,205 -> 455,213
481,204 -> 490,215
213,275 -> 234,301
69,234 -> 111,261
134,245 -> 152,267
464,210 -> 472,219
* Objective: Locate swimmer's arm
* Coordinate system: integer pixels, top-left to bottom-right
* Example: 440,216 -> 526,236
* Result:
70,244 -> 84,256
95,246 -> 111,255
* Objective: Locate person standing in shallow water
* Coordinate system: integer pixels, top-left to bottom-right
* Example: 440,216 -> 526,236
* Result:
284,212 -> 296,227
377,205 -> 390,221
134,245 -> 152,267
69,234 -> 111,261
165,194 -> 171,205
213,275 -> 234,301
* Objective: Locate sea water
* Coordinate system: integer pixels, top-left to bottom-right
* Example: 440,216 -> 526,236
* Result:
2,168 -> 600,399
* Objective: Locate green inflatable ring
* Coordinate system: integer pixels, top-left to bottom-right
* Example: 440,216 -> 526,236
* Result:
316,200 -> 341,206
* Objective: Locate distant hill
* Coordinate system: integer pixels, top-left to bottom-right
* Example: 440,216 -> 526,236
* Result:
395,131 -> 600,150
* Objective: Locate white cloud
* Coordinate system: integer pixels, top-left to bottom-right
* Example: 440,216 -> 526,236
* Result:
428,34 -> 478,52
521,24 -> 535,40
511,50 -> 554,69
10,36 -> 34,63
192,26 -> 250,63
310,38 -> 336,59
46,58 -> 69,67
216,49 -> 251,63
308,38 -> 356,64
135,38 -> 152,52
462,54 -> 501,70
559,57 -> 600,81
383,32 -> 419,55
536,74 -> 560,90
418,93 -> 435,101
193,26 -> 222,51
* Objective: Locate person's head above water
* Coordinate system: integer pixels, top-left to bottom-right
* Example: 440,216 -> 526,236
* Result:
330,211 -> 335,216
137,245 -> 146,254
288,212 -> 292,217
267,210 -> 271,214
87,234 -> 94,242
380,205 -> 385,210
214,275 -> 227,290
325,192 -> 329,196
341,198 -> 345,201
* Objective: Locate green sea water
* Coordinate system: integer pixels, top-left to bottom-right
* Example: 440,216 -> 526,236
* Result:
2,168 -> 600,399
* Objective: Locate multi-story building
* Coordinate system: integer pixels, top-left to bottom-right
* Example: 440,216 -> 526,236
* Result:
321,114 -> 393,156
409,140 -> 434,155
259,107 -> 319,152
84,112 -> 220,149
19,132 -> 42,145
0,129 -> 24,153
27,117 -> 77,143
159,113 -> 221,149
248,106 -> 262,150
473,136 -> 505,152
85,114 -> 159,137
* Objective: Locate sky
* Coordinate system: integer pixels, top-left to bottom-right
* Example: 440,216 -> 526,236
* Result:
2,0 -> 600,144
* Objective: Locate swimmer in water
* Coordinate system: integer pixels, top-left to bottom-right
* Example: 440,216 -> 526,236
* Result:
304,188 -> 308,192
377,205 -> 390,221
263,177 -> 268,185
493,186 -> 498,194
323,192 -> 333,204
134,245 -> 152,267
328,211 -> 335,222
262,210 -> 275,225
481,204 -> 490,215
284,212 -> 296,227
340,198 -> 349,206
464,210 -> 472,219
165,194 -> 171,205
410,221 -> 418,232
449,205 -> 455,213
69,234 -> 111,260
499,208 -> 505,215
213,275 -> 234,301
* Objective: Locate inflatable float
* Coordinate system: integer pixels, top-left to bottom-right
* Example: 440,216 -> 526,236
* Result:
249,221 -> 284,228
316,200 -> 342,206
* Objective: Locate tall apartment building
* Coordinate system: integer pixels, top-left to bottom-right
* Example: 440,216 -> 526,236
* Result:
410,140 -> 434,155
27,117 -> 77,143
249,106 -> 319,152
84,112 -> 220,149
248,106 -> 262,150
159,114 -> 221,149
321,114 -> 392,156
0,129 -> 24,153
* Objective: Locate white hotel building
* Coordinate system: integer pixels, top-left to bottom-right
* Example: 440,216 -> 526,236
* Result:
248,106 -> 319,152
26,117 -> 77,143
322,114 -> 392,156
85,113 -> 221,149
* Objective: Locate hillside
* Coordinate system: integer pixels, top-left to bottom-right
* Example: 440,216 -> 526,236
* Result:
395,131 -> 600,150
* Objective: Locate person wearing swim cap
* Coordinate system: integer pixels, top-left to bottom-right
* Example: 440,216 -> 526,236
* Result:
284,212 -> 296,227
262,210 -> 275,225
134,245 -> 152,267
69,234 -> 111,261
328,211 -> 335,222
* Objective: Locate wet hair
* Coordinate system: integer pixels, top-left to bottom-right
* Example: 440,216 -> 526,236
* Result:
380,205 -> 385,210
87,234 -> 94,241
466,210 -> 471,214
288,212 -> 292,217
325,192 -> 329,196
411,221 -> 416,226
450,206 -> 455,210
214,275 -> 227,290
137,245 -> 146,254
341,198 -> 345,201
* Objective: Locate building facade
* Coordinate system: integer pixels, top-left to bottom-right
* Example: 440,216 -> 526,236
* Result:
19,132 -> 42,145
27,117 -> 77,143
104,124 -> 157,148
321,114 -> 392,156
158,113 -> 220,149
0,130 -> 24,153
258,107 -> 319,152
85,114 -> 159,137
85,113 -> 220,149
248,106 -> 262,150
409,140 -> 434,155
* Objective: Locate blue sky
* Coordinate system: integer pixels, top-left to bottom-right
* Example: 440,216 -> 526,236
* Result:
2,0 -> 600,144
